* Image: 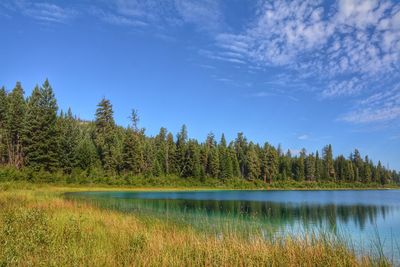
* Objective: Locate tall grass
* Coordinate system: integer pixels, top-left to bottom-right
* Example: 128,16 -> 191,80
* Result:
0,185 -> 392,266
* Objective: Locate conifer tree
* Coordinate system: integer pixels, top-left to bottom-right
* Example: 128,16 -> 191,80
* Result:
176,125 -> 188,176
234,133 -> 247,177
266,146 -> 279,183
6,82 -> 26,168
322,145 -> 335,180
58,108 -> 79,173
229,143 -> 240,178
94,98 -> 117,172
218,134 -> 230,179
76,130 -> 99,171
24,80 -> 59,171
155,127 -> 168,175
246,142 -> 260,180
208,147 -> 220,178
305,153 -> 316,181
166,132 -> 176,175
0,87 -> 8,164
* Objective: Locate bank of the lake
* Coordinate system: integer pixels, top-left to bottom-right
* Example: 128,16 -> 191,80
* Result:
0,183 -> 395,266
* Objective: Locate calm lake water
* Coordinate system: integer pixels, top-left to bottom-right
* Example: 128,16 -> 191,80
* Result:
66,190 -> 400,261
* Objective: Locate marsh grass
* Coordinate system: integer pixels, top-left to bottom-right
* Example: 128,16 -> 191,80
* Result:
0,185 -> 392,266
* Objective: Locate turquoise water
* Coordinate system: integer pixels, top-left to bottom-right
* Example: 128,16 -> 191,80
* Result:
66,190 -> 400,261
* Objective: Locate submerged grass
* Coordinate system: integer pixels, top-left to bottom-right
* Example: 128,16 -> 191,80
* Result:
0,184 -> 392,266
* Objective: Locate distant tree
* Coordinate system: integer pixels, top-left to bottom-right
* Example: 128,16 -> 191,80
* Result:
234,133 -> 247,177
57,108 -> 80,173
94,98 -> 117,172
246,142 -> 260,180
305,153 -> 316,181
166,132 -> 176,175
362,156 -> 372,183
155,127 -> 168,175
76,130 -> 99,171
218,134 -> 230,179
0,87 -> 8,164
322,145 -> 335,180
266,145 -> 279,183
176,125 -> 188,176
228,143 -> 240,177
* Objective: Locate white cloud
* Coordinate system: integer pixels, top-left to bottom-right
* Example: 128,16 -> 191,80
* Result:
10,1 -> 77,23
341,84 -> 400,123
90,7 -> 147,27
298,134 -> 309,140
211,0 -> 400,123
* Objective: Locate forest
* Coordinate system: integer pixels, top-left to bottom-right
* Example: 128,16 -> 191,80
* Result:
0,80 -> 399,186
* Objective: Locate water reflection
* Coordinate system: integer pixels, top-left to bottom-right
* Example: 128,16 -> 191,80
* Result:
66,193 -> 394,232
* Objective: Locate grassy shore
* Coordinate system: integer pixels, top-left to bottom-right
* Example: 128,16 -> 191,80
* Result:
0,183 -> 393,266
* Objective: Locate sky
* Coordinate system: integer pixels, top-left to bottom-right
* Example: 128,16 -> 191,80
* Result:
0,0 -> 399,171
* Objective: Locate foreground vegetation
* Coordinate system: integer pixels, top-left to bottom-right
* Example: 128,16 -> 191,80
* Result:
0,81 -> 399,188
0,184 -> 392,266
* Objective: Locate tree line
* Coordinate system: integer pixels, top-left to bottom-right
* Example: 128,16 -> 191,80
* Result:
0,80 -> 399,185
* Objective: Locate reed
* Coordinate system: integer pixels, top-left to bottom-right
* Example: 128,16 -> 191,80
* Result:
0,185 -> 391,266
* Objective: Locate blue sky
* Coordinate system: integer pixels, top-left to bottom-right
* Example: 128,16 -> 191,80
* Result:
0,0 -> 399,170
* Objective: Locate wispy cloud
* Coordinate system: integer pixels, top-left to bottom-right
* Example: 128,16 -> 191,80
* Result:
340,83 -> 400,123
90,7 -> 147,27
251,91 -> 299,102
5,1 -> 78,23
212,0 -> 400,123
297,134 -> 309,140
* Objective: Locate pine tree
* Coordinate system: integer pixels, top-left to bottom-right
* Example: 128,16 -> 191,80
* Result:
266,146 -> 279,183
122,128 -> 143,175
176,125 -> 188,176
155,127 -> 168,175
322,145 -> 335,180
352,149 -> 363,182
229,143 -> 240,177
208,147 -> 220,178
166,132 -> 176,175
305,153 -> 316,181
362,156 -> 372,183
24,80 -> 59,171
260,144 -> 269,183
6,82 -> 26,168
0,87 -> 8,164
57,108 -> 79,173
76,130 -> 99,171
234,132 -> 247,178
183,140 -> 201,178
94,98 -> 117,172
246,142 -> 260,180
279,154 -> 290,180
218,134 -> 230,179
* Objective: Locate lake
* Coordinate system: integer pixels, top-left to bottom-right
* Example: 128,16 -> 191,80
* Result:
66,190 -> 400,261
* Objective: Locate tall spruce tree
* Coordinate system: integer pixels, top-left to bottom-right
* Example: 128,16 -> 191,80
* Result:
266,145 -> 279,183
58,108 -> 79,173
166,132 -> 176,175
94,98 -> 117,172
24,80 -> 59,171
0,87 -> 8,164
322,144 -> 335,181
6,82 -> 26,168
176,125 -> 188,176
246,142 -> 260,180
305,153 -> 316,181
234,133 -> 247,178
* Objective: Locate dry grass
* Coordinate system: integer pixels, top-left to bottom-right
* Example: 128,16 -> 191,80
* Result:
0,186 -> 391,266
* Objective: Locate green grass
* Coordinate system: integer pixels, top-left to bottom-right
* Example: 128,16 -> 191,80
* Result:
0,183 -> 393,266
